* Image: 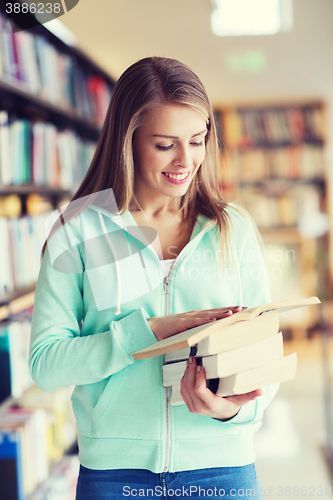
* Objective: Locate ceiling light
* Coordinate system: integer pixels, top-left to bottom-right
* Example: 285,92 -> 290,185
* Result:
211,0 -> 293,36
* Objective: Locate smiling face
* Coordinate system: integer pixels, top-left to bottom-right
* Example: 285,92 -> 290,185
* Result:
132,104 -> 207,205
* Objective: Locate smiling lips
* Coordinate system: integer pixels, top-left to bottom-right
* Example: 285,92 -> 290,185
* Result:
162,171 -> 190,184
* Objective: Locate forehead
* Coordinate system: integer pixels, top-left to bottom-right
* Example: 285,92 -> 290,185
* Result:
141,104 -> 207,133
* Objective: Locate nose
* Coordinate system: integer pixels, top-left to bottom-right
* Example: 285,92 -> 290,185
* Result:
173,146 -> 193,169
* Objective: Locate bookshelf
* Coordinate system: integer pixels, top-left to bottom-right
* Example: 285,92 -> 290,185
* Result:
215,101 -> 330,338
0,6 -> 115,500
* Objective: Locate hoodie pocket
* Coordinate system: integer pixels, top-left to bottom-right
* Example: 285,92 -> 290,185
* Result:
92,371 -> 124,434
91,360 -> 163,439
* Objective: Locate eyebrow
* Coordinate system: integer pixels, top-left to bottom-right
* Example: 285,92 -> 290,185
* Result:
152,129 -> 207,140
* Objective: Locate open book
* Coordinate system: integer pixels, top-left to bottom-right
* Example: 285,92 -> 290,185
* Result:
132,296 -> 320,360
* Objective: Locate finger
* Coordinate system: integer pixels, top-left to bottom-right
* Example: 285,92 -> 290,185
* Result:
177,306 -> 244,331
225,388 -> 263,406
186,357 -> 199,388
185,306 -> 240,319
185,361 -> 213,414
180,360 -> 196,412
208,305 -> 245,313
203,306 -> 246,320
181,358 -> 208,414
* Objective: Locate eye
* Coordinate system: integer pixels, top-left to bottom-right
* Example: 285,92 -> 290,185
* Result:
190,141 -> 204,147
156,144 -> 174,151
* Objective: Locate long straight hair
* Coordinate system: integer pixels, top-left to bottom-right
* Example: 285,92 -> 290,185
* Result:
43,57 -> 232,255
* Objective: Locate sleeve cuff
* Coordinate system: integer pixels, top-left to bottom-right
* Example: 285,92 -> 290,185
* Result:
110,308 -> 157,361
227,400 -> 257,424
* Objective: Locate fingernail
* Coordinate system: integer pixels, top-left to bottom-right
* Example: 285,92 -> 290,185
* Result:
197,366 -> 201,373
209,317 -> 216,320
223,309 -> 232,314
186,360 -> 189,368
189,356 -> 193,364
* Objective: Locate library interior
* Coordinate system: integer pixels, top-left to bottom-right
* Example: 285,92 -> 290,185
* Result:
0,0 -> 332,498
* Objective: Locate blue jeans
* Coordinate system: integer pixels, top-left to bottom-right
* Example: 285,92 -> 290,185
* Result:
76,464 -> 263,499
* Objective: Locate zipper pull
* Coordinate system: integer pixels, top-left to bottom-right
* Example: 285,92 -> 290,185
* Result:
164,276 -> 169,294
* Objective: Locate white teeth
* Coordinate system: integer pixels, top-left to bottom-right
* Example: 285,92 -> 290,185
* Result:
164,172 -> 189,180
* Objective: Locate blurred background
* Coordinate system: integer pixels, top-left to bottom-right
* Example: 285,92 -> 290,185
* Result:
0,0 -> 332,498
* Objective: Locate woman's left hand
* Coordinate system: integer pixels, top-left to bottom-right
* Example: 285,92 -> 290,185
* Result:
180,357 -> 263,420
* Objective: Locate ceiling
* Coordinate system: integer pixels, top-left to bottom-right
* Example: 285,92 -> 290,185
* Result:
56,0 -> 333,106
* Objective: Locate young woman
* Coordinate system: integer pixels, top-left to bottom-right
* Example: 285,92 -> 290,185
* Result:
29,57 -> 277,499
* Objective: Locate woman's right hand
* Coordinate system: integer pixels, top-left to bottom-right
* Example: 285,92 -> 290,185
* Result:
147,306 -> 245,341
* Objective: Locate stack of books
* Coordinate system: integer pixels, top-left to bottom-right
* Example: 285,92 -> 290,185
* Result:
133,297 -> 320,406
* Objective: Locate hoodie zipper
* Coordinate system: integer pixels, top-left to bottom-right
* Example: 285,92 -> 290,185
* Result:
163,274 -> 171,472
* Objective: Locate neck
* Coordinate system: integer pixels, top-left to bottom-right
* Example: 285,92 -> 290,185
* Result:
130,194 -> 181,220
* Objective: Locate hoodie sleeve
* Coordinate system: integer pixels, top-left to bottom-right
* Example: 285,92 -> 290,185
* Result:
225,208 -> 279,425
29,223 -> 157,392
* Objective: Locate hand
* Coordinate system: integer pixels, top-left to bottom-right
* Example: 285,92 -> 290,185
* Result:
147,306 -> 245,341
180,357 -> 263,420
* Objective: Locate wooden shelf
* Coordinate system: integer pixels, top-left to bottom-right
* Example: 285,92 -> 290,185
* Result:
226,138 -> 325,151
0,76 -> 103,141
0,185 -> 72,196
239,177 -> 325,187
0,287 -> 35,322
0,283 -> 36,306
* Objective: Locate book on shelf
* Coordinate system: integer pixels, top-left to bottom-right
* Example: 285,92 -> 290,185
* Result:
0,320 -> 34,403
0,384 -> 77,499
0,11 -> 113,123
170,353 -> 297,405
0,428 -> 25,500
0,110 -> 11,186
0,13 -> 20,82
0,109 -> 97,188
241,182 -> 323,229
87,74 -> 112,127
0,216 -> 14,296
132,296 -> 320,360
0,213 -> 49,293
228,144 -> 324,184
222,106 -> 324,149
0,407 -> 49,497
28,455 -> 79,500
15,30 -> 41,94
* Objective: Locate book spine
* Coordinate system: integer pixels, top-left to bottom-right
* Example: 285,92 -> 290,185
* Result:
0,430 -> 25,500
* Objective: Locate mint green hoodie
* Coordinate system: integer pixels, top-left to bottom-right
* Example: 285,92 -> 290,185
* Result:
29,203 -> 278,473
